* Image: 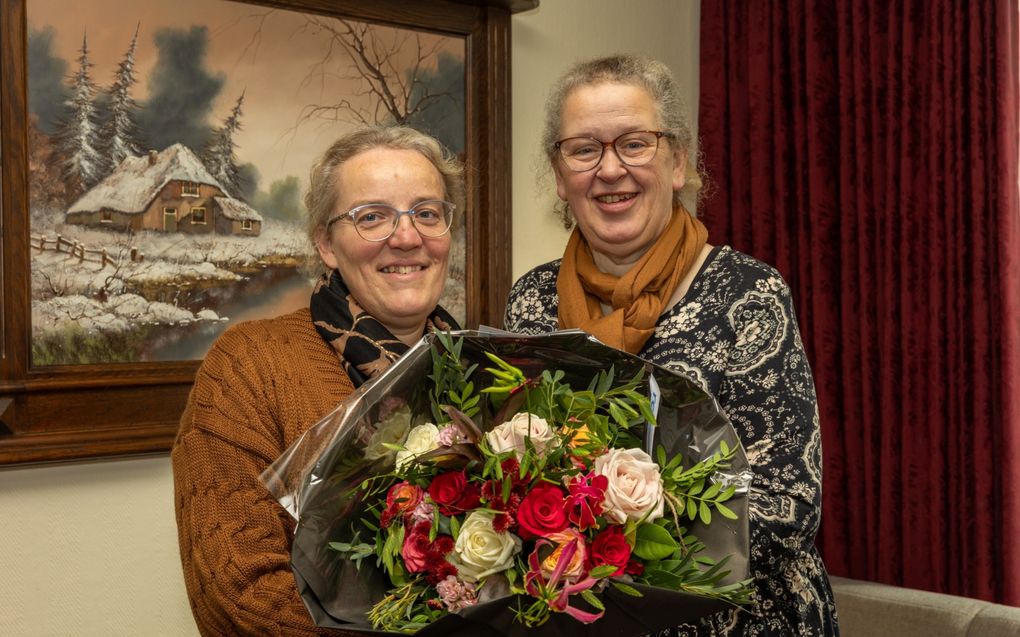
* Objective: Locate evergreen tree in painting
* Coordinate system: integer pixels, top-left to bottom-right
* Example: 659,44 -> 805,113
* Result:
203,91 -> 245,199
100,25 -> 143,176
54,32 -> 103,203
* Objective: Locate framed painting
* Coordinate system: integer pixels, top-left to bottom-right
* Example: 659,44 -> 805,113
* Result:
0,0 -> 530,465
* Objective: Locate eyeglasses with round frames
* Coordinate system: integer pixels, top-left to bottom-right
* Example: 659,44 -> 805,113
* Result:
325,200 -> 456,242
554,130 -> 673,172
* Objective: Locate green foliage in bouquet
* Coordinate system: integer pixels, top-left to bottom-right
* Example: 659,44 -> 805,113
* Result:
329,333 -> 753,632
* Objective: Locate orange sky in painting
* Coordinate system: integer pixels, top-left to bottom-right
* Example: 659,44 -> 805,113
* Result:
27,0 -> 464,190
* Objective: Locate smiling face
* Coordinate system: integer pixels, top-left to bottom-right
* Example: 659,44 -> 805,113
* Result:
314,147 -> 451,343
553,82 -> 686,273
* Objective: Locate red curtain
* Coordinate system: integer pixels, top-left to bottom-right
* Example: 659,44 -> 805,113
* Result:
699,0 -> 1020,605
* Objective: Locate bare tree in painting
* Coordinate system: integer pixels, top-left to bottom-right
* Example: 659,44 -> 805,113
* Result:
291,17 -> 467,325
36,269 -> 73,299
54,33 -> 103,203
99,24 -> 143,176
297,18 -> 457,127
203,91 -> 246,199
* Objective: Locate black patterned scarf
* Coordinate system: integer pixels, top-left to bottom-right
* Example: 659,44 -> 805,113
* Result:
310,269 -> 459,387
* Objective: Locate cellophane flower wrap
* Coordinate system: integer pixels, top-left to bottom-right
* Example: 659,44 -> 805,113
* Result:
261,331 -> 753,637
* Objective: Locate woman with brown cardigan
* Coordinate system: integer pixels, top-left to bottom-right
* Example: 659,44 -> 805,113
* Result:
172,126 -> 463,636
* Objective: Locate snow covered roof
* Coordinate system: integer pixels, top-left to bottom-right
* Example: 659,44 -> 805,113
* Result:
67,143 -> 227,214
214,196 -> 263,222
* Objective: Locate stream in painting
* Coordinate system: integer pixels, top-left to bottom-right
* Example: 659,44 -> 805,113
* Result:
142,266 -> 313,361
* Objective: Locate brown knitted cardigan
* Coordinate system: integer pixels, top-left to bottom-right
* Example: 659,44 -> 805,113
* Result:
172,308 -> 358,636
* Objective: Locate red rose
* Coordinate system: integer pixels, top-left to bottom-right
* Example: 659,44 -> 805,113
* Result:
589,525 -> 632,576
457,483 -> 482,511
516,482 -> 569,538
429,471 -> 465,509
428,471 -> 480,515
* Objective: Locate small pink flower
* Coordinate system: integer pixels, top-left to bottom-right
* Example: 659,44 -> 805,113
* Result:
438,424 -> 467,446
409,498 -> 435,524
435,575 -> 478,612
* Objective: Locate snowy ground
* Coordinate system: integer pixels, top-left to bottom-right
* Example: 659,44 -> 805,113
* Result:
30,216 -> 468,347
31,220 -> 310,336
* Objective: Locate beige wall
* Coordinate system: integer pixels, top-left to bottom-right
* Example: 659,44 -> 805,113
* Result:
0,2 -> 699,635
0,458 -> 199,636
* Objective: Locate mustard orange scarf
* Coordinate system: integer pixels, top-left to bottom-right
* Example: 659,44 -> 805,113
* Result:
557,206 -> 708,354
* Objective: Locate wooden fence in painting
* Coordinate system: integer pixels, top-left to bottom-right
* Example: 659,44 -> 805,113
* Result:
30,234 -> 144,268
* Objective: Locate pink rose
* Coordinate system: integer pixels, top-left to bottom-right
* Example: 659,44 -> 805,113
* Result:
593,448 -> 665,524
486,412 -> 557,457
401,528 -> 430,573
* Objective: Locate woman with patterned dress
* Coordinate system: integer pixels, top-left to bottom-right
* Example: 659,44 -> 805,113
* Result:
172,126 -> 463,636
504,54 -> 839,636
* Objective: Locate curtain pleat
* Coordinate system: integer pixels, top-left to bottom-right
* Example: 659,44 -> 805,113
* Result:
699,0 -> 1019,605
996,0 -> 1020,605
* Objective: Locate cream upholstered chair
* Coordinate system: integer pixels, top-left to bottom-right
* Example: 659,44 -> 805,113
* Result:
831,576 -> 1020,637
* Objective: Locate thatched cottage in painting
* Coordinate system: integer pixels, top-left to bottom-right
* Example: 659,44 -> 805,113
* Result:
65,144 -> 263,236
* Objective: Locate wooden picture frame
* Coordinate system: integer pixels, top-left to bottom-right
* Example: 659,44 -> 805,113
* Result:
0,0 -> 529,466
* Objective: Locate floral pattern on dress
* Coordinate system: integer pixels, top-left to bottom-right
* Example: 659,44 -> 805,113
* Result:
656,301 -> 705,338
727,291 -> 788,373
504,246 -> 839,636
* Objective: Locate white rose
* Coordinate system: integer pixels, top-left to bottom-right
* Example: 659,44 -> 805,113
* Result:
363,405 -> 413,462
451,511 -> 522,583
396,423 -> 440,468
485,412 -> 557,457
593,447 -> 665,524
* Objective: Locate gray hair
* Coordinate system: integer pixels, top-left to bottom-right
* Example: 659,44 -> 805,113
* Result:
305,126 -> 465,251
542,54 -> 705,225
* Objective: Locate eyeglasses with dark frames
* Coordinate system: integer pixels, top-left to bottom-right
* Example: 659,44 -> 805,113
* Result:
325,200 -> 456,242
554,130 -> 673,172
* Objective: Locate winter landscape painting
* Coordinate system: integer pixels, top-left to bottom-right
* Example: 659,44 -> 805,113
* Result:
26,0 -> 466,366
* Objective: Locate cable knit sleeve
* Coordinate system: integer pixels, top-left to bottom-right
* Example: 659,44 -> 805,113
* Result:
172,316 -> 357,637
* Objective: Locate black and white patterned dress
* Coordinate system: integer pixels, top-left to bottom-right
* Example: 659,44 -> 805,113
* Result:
504,246 -> 839,636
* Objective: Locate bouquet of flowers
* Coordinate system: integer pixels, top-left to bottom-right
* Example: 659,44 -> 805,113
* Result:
262,331 -> 753,636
